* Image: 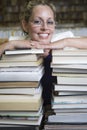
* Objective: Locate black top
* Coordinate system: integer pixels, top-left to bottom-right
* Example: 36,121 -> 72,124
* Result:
41,53 -> 57,106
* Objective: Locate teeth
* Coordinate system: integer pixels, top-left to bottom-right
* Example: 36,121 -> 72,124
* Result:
39,34 -> 48,37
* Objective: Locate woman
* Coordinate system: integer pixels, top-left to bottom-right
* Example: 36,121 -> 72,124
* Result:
0,0 -> 87,106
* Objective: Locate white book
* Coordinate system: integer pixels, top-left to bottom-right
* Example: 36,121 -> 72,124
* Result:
51,64 -> 87,69
0,114 -> 43,126
0,64 -> 43,72
57,91 -> 87,96
0,84 -> 42,95
54,84 -> 87,92
53,72 -> 87,77
52,49 -> 87,56
57,76 -> 87,85
52,103 -> 87,109
52,56 -> 87,64
1,54 -> 41,62
52,67 -> 87,74
0,58 -> 43,67
5,49 -> 44,55
0,105 -> 42,117
54,109 -> 87,114
54,95 -> 87,104
0,67 -> 44,81
48,113 -> 87,123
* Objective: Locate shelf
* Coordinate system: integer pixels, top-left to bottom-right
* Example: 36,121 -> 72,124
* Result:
0,0 -> 87,26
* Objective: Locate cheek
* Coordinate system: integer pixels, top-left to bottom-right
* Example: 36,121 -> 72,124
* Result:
29,27 -> 39,37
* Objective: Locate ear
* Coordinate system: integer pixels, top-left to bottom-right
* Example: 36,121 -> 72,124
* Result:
21,19 -> 29,33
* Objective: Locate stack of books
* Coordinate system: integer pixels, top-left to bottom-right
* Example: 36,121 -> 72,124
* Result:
0,48 -> 44,130
44,49 -> 87,130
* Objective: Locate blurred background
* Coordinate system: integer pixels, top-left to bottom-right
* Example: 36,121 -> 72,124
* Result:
0,0 -> 87,39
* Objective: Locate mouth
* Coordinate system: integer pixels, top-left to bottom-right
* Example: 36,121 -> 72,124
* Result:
39,33 -> 49,39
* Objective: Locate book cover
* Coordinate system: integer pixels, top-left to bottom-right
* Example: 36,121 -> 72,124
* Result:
0,90 -> 42,111
0,66 -> 44,81
52,56 -> 87,64
1,54 -> 41,62
0,84 -> 42,95
0,81 -> 39,88
52,49 -> 87,56
0,64 -> 43,72
53,94 -> 87,104
5,49 -> 44,55
54,84 -> 87,92
52,102 -> 87,109
51,64 -> 87,69
0,114 -> 43,126
48,113 -> 87,123
57,76 -> 87,85
0,58 -> 43,67
44,123 -> 87,130
52,67 -> 87,74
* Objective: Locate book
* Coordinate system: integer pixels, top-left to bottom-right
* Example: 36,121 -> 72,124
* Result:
0,91 -> 42,111
0,105 -> 42,117
0,125 -> 40,130
44,123 -> 87,130
53,108 -> 87,114
52,103 -> 87,109
55,91 -> 87,96
52,67 -> 87,74
52,56 -> 87,64
0,81 -> 39,88
53,73 -> 87,77
5,49 -> 44,55
0,114 -> 43,126
0,64 -> 43,72
54,84 -> 87,92
48,113 -> 87,123
52,49 -> 87,56
1,54 -> 41,62
0,84 -> 42,95
0,57 -> 43,67
51,64 -> 87,69
0,66 -> 44,81
57,76 -> 87,85
53,95 -> 87,104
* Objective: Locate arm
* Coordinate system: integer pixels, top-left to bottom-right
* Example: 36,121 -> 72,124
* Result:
51,37 -> 87,49
32,37 -> 87,50
0,40 -> 35,57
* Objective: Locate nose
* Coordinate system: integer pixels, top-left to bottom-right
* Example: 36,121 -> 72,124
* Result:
41,22 -> 48,30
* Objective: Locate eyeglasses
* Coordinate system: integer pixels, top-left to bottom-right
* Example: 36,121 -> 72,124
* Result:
30,19 -> 55,28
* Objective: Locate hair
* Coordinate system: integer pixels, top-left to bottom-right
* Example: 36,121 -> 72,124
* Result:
20,0 -> 56,23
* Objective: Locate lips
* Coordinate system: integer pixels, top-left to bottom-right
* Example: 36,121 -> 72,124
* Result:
39,33 -> 49,38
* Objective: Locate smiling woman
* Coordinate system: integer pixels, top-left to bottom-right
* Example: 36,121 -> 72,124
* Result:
20,0 -> 56,45
0,0 -> 57,107
0,0 -> 87,107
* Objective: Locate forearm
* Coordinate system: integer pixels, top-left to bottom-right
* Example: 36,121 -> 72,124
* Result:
50,37 -> 87,49
64,37 -> 87,49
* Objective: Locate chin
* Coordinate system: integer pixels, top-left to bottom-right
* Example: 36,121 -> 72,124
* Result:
39,39 -> 51,44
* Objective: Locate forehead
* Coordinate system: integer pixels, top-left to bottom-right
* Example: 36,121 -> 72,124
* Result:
31,5 -> 54,18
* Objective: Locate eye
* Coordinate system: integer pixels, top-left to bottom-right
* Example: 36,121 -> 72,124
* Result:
47,20 -> 55,25
33,20 -> 41,25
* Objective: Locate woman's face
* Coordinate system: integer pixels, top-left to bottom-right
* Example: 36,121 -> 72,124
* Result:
25,5 -> 55,44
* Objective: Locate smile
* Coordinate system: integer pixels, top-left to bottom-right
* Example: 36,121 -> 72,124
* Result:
39,33 -> 49,38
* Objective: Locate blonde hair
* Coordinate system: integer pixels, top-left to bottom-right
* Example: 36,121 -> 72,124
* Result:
20,0 -> 56,22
